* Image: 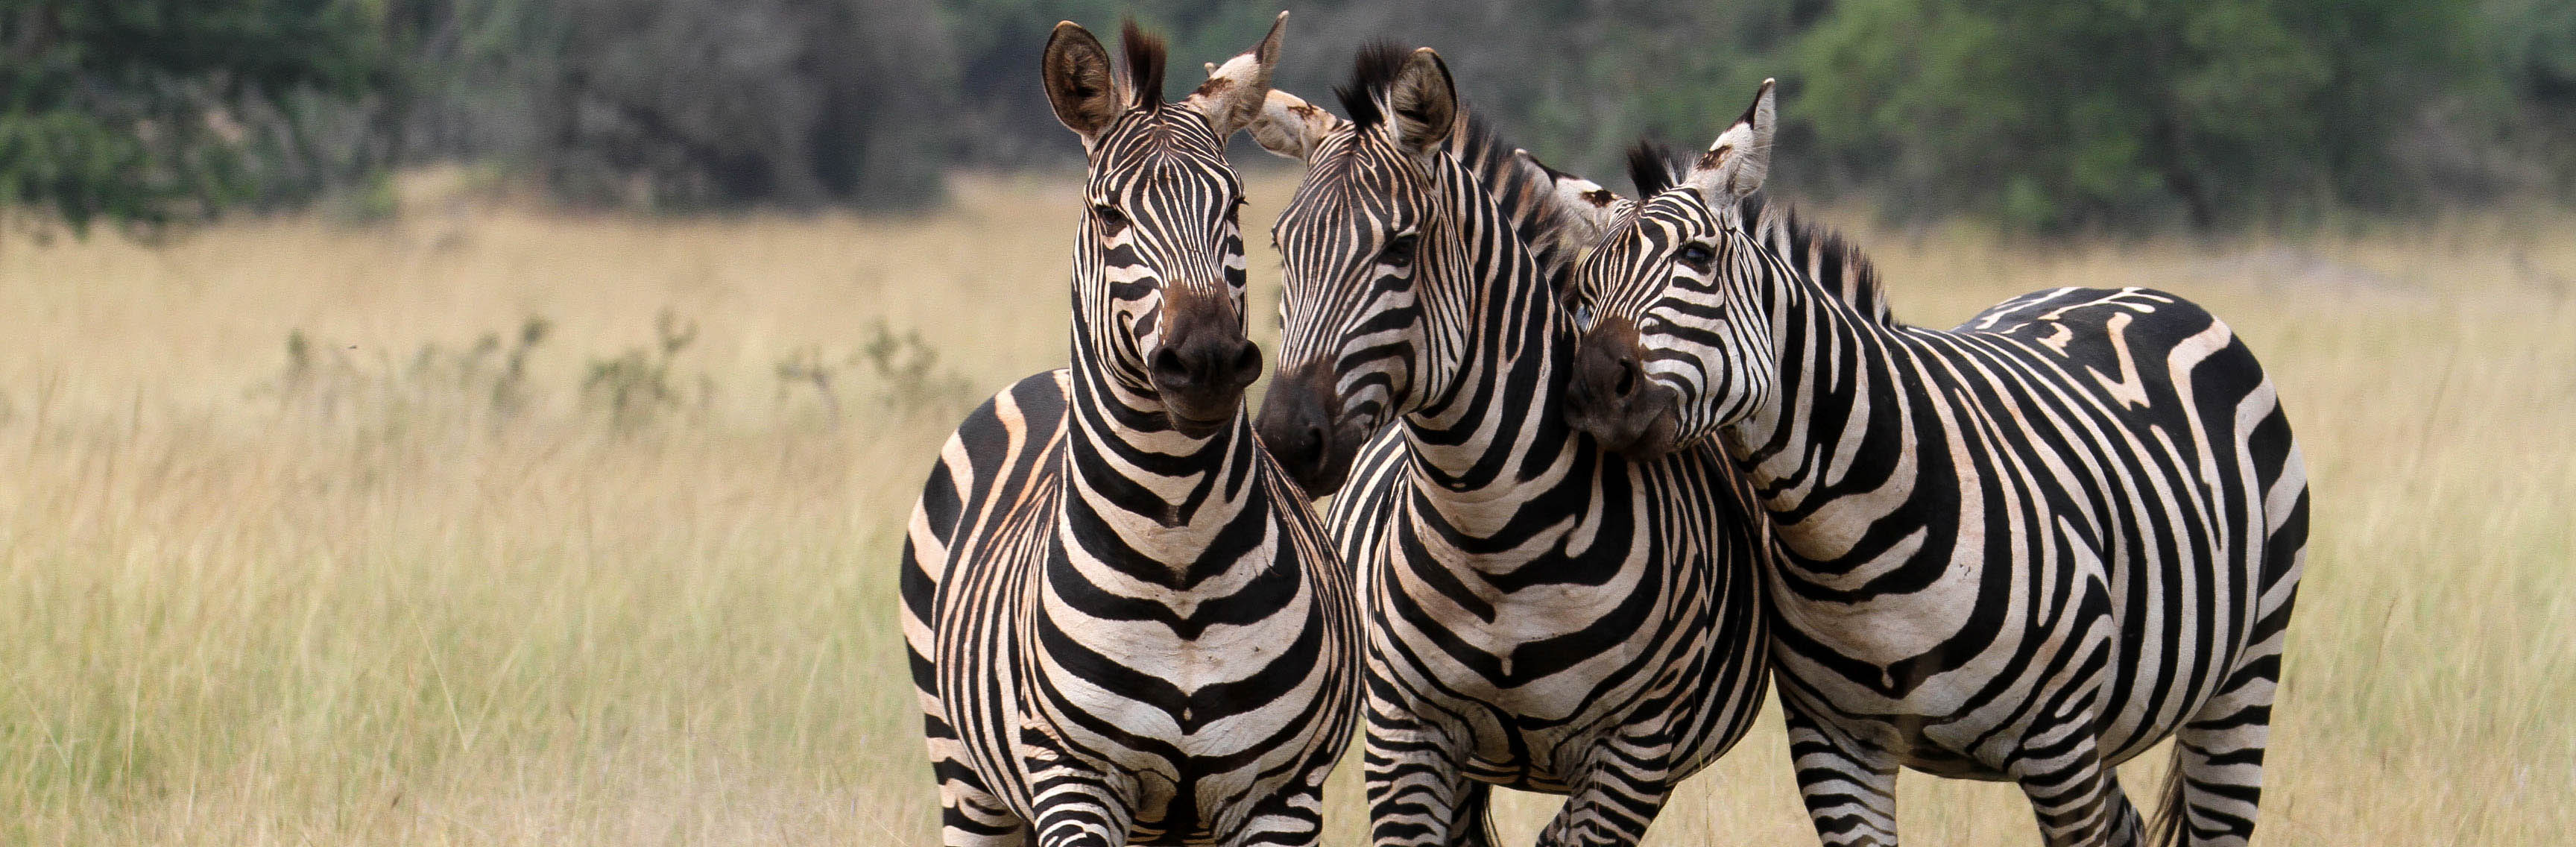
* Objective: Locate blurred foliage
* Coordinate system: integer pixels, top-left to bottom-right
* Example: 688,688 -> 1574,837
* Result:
0,0 -> 388,233
1790,0 -> 2478,230
1,0 -> 2572,232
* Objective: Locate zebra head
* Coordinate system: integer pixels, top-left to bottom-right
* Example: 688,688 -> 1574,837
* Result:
1044,15 -> 1285,437
1243,45 -> 1459,494
1565,79 -> 1779,458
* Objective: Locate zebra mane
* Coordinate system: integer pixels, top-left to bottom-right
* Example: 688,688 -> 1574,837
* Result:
1119,21 -> 1167,109
1450,110 -> 1592,288
1334,42 -> 1409,131
1740,196 -> 1898,326
1626,141 -> 1680,197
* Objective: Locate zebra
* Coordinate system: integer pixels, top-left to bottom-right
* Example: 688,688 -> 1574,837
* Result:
899,15 -> 1361,846
1242,45 -> 1772,847
1560,80 -> 2309,847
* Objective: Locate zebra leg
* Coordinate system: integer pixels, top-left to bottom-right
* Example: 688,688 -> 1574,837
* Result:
2008,699 -> 2145,847
1784,708 -> 1901,847
1027,781 -> 1132,847
2151,641 -> 2284,846
1530,749 -> 1675,846
1362,711 -> 1478,847
921,699 -> 1026,845
936,766 -> 1031,847
1232,780 -> 1333,847
2151,470 -> 2302,847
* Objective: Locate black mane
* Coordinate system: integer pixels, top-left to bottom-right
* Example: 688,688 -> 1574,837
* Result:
1120,21 -> 1166,107
1333,42 -> 1409,130
1741,196 -> 1898,325
1626,140 -> 1679,197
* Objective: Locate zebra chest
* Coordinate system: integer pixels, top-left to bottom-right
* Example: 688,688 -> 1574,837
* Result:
1387,541 -> 1680,717
1033,543 -> 1323,733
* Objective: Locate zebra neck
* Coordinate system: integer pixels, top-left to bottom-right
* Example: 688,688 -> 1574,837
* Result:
1722,265 -> 1901,514
1059,331 -> 1261,573
1398,157 -> 1582,511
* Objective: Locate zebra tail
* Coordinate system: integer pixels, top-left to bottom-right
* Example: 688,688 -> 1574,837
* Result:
2147,741 -> 2188,847
1451,781 -> 1500,847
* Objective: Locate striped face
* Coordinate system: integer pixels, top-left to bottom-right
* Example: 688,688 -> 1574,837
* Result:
1566,80 -> 1780,456
1248,46 -> 1459,494
1046,19 -> 1284,435
1074,107 -> 1260,432
1260,125 -> 1439,491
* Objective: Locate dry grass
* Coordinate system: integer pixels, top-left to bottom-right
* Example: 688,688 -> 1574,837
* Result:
1,168 -> 2569,845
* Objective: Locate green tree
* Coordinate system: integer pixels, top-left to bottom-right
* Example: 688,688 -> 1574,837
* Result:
0,0 -> 387,233
1791,0 -> 2475,230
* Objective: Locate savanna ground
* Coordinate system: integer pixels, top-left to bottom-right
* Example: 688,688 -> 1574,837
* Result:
2,167 -> 2570,846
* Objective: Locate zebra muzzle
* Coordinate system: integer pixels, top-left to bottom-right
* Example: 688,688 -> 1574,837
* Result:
1254,362 -> 1365,497
1567,318 -> 1682,459
1151,290 -> 1263,438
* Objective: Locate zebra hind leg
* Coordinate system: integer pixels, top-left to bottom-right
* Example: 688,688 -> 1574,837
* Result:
1784,708 -> 1901,847
2150,651 -> 2281,847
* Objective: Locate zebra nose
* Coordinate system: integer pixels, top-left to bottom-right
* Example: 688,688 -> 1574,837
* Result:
1254,366 -> 1350,497
1151,334 -> 1261,398
1607,356 -> 1644,401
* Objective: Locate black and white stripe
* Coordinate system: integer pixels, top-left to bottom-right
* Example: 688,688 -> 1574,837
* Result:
1247,46 -> 1772,847
900,17 -> 1360,846
1564,81 -> 2308,847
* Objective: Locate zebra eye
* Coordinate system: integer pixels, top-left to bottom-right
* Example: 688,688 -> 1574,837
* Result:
1674,242 -> 1715,272
1381,233 -> 1419,269
1093,204 -> 1129,232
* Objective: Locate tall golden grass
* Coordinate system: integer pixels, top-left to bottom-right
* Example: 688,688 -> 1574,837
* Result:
1,169 -> 2569,845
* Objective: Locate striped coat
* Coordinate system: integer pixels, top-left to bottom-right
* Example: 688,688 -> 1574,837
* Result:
900,17 -> 1361,846
1564,81 -> 2308,847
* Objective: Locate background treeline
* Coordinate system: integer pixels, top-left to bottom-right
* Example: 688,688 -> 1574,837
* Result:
4,0 -> 2572,232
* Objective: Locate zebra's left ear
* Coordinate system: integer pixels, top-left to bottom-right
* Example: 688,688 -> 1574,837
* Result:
1184,10 -> 1288,139
1685,78 -> 1776,203
1518,148 -> 1626,248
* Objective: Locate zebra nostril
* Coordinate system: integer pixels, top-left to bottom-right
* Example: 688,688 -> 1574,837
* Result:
1151,346 -> 1193,388
1227,341 -> 1263,391
1614,358 -> 1638,400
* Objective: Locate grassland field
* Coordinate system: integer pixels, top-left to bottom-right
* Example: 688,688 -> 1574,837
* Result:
1,166 -> 2570,845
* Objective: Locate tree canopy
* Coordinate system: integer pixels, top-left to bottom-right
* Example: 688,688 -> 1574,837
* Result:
0,0 -> 2565,232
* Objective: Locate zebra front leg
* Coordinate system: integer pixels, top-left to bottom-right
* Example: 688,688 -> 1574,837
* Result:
1230,778 -> 1333,847
1530,749 -> 1676,846
1028,782 -> 1133,847
1784,707 -> 1901,847
924,710 -> 1029,846
1022,740 -> 1132,847
2008,702 -> 2145,847
941,783 -> 1032,847
1362,711 -> 1478,847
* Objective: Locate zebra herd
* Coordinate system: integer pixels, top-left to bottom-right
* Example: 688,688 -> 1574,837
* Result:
901,13 -> 2308,847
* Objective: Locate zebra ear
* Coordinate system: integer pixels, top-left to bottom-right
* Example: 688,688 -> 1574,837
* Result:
1042,22 -> 1126,148
1518,148 -> 1626,248
1685,78 -> 1776,202
1184,11 -> 1287,139
1385,48 -> 1456,163
1248,89 -> 1345,162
